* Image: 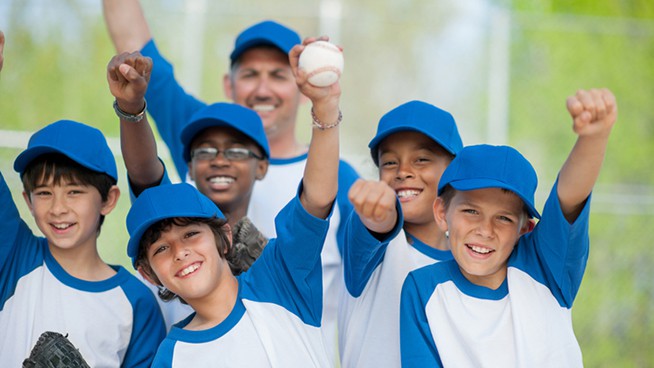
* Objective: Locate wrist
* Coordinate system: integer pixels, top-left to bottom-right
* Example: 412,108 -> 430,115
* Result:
114,99 -> 147,123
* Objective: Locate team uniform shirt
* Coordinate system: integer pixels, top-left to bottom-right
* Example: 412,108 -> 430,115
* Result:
339,204 -> 452,368
140,39 -> 360,353
151,191 -> 333,367
0,172 -> 166,367
400,182 -> 590,368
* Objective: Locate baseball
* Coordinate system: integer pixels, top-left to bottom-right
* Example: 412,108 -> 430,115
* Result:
298,40 -> 344,87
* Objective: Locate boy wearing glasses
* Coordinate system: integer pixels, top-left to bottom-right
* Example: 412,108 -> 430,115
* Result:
107,52 -> 270,328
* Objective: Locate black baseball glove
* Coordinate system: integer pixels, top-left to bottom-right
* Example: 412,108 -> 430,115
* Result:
23,331 -> 90,368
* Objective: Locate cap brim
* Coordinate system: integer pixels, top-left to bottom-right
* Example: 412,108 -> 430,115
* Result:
449,179 -> 541,219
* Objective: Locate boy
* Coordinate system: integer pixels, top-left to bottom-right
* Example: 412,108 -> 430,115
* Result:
102,4 -> 359,352
338,100 -> 463,368
0,120 -> 166,366
107,51 -> 270,328
400,88 -> 617,367
125,36 -> 343,366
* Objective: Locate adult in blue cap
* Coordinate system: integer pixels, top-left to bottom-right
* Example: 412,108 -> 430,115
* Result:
103,1 -> 360,354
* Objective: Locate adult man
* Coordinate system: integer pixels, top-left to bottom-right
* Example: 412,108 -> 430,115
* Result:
102,1 -> 359,356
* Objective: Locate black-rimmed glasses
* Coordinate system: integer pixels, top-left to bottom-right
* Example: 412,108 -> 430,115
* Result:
191,147 -> 264,161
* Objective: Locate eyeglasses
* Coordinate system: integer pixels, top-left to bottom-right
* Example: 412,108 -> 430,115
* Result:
191,147 -> 264,161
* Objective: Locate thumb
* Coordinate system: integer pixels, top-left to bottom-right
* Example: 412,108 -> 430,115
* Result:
118,63 -> 141,82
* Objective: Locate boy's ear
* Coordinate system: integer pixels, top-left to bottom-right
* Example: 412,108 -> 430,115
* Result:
22,191 -> 35,216
222,223 -> 233,254
433,197 -> 449,233
255,159 -> 269,180
520,218 -> 536,235
100,185 -> 121,216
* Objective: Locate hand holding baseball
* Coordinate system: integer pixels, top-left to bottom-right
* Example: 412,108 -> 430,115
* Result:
290,36 -> 343,104
107,51 -> 152,114
566,88 -> 617,138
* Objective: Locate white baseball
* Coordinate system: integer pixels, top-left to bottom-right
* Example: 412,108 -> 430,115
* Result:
298,40 -> 344,87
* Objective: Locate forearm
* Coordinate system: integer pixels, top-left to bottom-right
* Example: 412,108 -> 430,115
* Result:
557,133 -> 609,221
300,99 -> 340,219
103,0 -> 151,53
119,113 -> 164,191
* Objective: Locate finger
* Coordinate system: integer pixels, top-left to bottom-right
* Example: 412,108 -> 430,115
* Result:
0,30 -> 5,71
348,179 -> 367,211
576,89 -> 597,122
566,96 -> 583,118
601,88 -> 617,116
589,88 -> 607,121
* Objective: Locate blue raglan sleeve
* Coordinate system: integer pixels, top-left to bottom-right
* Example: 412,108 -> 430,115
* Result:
399,268 -> 443,368
120,273 -> 167,368
512,177 -> 592,308
140,39 -> 207,180
334,159 -> 360,255
240,184 -> 332,326
342,198 -> 403,297
0,171 -> 44,309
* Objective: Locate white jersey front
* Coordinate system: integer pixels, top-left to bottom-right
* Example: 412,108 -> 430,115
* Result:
400,184 -> 590,367
152,193 -> 333,367
339,209 -> 452,368
248,155 -> 359,357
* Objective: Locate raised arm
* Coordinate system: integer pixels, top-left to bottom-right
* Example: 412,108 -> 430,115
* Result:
557,88 -> 617,222
107,52 -> 164,196
102,0 -> 152,53
289,37 -> 342,219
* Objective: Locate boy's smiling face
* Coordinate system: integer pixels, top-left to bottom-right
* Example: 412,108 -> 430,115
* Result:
24,177 -> 117,254
144,222 -> 232,303
434,187 -> 532,290
377,131 -> 452,230
188,126 -> 268,218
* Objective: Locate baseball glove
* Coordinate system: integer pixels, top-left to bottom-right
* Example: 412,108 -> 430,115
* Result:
23,331 -> 90,368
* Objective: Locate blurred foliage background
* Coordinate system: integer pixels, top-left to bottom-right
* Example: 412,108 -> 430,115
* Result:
0,0 -> 652,366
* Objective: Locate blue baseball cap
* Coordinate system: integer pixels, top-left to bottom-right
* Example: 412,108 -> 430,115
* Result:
126,183 -> 225,267
181,102 -> 270,162
438,144 -> 540,219
368,100 -> 463,164
229,20 -> 301,64
13,120 -> 118,181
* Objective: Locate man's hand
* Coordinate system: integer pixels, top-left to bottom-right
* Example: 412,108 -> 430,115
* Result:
348,179 -> 398,235
566,88 -> 617,138
107,51 -> 152,114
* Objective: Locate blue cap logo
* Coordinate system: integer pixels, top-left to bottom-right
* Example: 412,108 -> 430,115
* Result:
438,144 -> 540,219
13,120 -> 118,181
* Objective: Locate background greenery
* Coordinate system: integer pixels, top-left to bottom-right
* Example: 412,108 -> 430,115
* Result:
0,0 -> 652,366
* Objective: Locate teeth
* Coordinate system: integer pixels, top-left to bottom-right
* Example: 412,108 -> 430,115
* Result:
209,176 -> 234,184
252,104 -> 275,112
470,245 -> 492,254
397,190 -> 420,198
53,223 -> 72,230
179,264 -> 199,277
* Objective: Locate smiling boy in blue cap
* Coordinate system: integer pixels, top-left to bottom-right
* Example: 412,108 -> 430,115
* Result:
124,36 -> 344,366
0,120 -> 165,366
103,5 -> 359,353
338,100 -> 463,368
399,88 -> 617,367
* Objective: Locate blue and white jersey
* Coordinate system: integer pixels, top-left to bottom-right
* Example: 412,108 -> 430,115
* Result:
0,172 -> 166,367
339,204 -> 452,368
140,39 -> 360,355
400,183 -> 590,368
151,193 -> 333,367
